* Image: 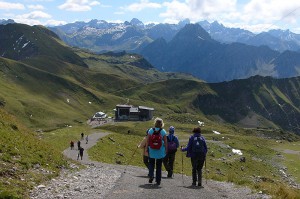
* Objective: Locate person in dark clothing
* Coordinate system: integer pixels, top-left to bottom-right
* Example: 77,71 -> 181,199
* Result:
81,132 -> 84,140
77,140 -> 81,150
181,127 -> 207,187
77,147 -> 84,160
70,141 -> 74,150
163,126 -> 179,178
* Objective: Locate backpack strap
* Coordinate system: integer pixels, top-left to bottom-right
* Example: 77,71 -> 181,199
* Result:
153,128 -> 162,134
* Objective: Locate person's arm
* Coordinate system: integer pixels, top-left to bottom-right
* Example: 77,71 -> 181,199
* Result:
145,134 -> 150,151
181,136 -> 192,152
175,136 -> 180,148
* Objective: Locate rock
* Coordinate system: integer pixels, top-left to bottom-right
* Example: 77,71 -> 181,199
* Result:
74,187 -> 81,192
240,157 -> 246,162
116,152 -> 124,157
37,185 -> 46,189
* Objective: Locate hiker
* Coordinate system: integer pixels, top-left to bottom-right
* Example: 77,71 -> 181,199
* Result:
145,117 -> 168,185
163,126 -> 179,178
77,140 -> 81,150
181,127 -> 207,187
86,135 -> 89,144
77,146 -> 84,160
81,132 -> 84,140
138,129 -> 150,176
70,141 -> 74,150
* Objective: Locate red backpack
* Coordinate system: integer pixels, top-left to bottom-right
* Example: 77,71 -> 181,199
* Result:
149,128 -> 162,149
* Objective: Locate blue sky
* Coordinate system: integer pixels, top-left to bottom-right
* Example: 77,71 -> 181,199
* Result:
1,0 -> 300,33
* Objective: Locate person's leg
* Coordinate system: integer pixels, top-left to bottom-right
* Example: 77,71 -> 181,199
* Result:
169,153 -> 176,177
156,158 -> 163,185
163,154 -> 170,176
143,155 -> 150,176
191,157 -> 197,185
198,154 -> 205,186
148,157 -> 155,183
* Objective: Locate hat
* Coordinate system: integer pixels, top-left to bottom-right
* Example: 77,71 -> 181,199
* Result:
193,127 -> 201,133
169,126 -> 175,134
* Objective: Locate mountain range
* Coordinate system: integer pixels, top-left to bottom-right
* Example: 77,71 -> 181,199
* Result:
3,18 -> 300,53
3,18 -> 300,82
1,23 -> 300,134
141,23 -> 300,82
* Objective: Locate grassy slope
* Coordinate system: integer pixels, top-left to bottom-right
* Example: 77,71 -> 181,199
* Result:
0,108 -> 67,198
86,121 -> 300,199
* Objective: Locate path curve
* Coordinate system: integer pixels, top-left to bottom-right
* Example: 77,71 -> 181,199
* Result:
31,132 -> 270,199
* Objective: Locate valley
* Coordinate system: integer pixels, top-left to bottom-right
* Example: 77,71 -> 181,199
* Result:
0,22 -> 300,198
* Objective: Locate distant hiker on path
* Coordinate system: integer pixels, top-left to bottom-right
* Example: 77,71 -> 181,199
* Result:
146,117 -> 168,186
163,126 -> 179,178
77,140 -> 81,150
70,141 -> 74,150
81,132 -> 84,140
181,127 -> 207,187
86,135 -> 89,144
77,147 -> 84,160
138,129 -> 150,176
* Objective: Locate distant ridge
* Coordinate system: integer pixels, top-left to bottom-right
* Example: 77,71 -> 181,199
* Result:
0,23 -> 87,67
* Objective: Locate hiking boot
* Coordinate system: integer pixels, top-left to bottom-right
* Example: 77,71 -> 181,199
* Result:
156,181 -> 161,185
149,177 -> 154,183
192,182 -> 196,186
198,183 -> 204,188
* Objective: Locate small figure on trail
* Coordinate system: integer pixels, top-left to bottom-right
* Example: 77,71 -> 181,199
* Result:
70,141 -> 74,150
86,135 -> 89,144
138,129 -> 150,176
77,140 -> 81,150
145,118 -> 168,186
181,127 -> 207,187
81,132 -> 84,140
163,126 -> 179,178
77,147 -> 84,160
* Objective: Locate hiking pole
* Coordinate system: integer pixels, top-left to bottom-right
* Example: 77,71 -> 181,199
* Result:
124,146 -> 138,173
205,157 -> 207,185
181,147 -> 184,185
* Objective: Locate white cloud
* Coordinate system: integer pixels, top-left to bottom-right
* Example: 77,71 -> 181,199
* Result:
160,0 -> 237,23
242,0 -> 300,24
159,0 -> 300,33
123,0 -> 162,12
0,1 -> 25,10
58,0 -> 101,12
28,4 -> 45,10
13,11 -> 51,25
46,19 -> 67,26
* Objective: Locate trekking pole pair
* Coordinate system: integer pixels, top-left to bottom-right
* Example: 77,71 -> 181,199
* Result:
124,146 -> 139,173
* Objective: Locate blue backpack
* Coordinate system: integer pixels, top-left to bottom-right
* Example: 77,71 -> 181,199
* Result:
192,136 -> 205,153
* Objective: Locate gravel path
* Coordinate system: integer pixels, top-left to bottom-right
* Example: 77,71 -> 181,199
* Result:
30,132 -> 270,199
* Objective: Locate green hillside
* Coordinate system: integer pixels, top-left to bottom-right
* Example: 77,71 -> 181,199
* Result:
193,76 -> 300,134
0,108 -> 67,198
1,24 -> 300,198
0,23 -> 86,67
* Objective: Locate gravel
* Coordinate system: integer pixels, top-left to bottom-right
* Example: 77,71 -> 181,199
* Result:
30,132 -> 271,199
